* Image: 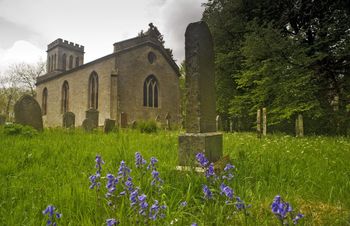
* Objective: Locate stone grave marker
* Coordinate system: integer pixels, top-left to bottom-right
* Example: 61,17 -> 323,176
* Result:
120,112 -> 127,128
86,109 -> 99,128
131,120 -> 137,129
178,21 -> 223,166
63,112 -> 75,128
104,119 -> 116,133
0,115 -> 5,125
82,118 -> 94,132
165,113 -> 171,130
14,94 -> 43,131
262,107 -> 267,136
257,109 -> 261,138
295,114 -> 304,137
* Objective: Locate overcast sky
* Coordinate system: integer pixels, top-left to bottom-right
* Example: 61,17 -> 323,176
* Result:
0,0 -> 205,75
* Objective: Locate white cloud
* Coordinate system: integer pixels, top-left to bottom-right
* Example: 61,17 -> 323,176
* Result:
0,40 -> 46,74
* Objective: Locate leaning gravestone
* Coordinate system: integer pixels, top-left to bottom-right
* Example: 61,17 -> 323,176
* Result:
63,112 -> 75,128
82,118 -> 94,132
104,119 -> 116,133
86,109 -> 99,128
178,21 -> 223,166
0,115 -> 5,125
14,95 -> 43,131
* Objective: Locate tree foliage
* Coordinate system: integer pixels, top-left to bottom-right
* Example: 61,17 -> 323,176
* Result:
202,0 -> 350,134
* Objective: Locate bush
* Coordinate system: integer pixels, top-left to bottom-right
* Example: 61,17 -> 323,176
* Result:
137,120 -> 158,133
3,123 -> 38,137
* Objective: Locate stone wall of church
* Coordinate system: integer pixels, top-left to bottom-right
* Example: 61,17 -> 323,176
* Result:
115,45 -> 180,126
36,56 -> 115,127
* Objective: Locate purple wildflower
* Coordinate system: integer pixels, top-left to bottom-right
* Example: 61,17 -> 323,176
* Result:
151,170 -> 163,186
138,194 -> 148,216
125,177 -> 134,191
89,155 -> 104,190
202,184 -> 212,199
42,205 -> 61,226
293,213 -> 304,224
271,195 -> 293,221
206,163 -> 216,178
135,152 -> 147,168
196,152 -> 209,167
180,201 -> 187,207
220,183 -> 234,199
118,160 -> 131,178
222,163 -> 235,180
191,223 -> 198,226
105,173 -> 118,196
106,218 -> 118,226
130,189 -> 139,207
149,200 -> 159,220
147,157 -> 158,170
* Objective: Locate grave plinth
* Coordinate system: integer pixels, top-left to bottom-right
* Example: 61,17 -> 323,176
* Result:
178,21 -> 222,166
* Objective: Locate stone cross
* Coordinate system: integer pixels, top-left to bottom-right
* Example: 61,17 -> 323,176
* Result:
178,21 -> 223,166
14,95 -> 43,131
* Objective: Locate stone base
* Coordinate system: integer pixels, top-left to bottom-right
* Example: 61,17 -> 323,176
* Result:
178,132 -> 223,166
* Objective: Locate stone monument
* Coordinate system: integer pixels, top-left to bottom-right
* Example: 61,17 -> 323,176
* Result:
178,21 -> 223,166
63,112 -> 75,128
104,119 -> 116,133
86,109 -> 99,128
14,95 -> 43,131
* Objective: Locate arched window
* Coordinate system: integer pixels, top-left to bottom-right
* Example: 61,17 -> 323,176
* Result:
42,87 -> 48,115
61,81 -> 69,113
88,72 -> 99,109
69,55 -> 73,69
143,75 -> 159,108
75,57 -> 79,67
62,54 -> 67,71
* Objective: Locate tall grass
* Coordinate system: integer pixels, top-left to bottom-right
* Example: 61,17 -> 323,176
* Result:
0,127 -> 349,225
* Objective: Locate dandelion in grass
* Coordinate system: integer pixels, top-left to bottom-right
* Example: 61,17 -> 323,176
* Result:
202,184 -> 212,199
106,218 -> 119,226
196,152 -> 209,167
42,205 -> 62,226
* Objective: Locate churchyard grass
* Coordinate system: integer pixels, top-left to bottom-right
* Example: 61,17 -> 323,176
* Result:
0,128 -> 349,225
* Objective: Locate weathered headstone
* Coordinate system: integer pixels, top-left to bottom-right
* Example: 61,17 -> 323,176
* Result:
295,114 -> 304,137
14,95 -> 43,131
0,115 -> 5,125
262,107 -> 267,136
82,118 -> 94,132
165,113 -> 171,130
178,21 -> 223,166
229,120 -> 233,132
63,112 -> 75,128
131,120 -> 137,129
120,112 -> 127,128
216,115 -> 222,131
257,109 -> 261,138
86,109 -> 99,128
104,119 -> 116,133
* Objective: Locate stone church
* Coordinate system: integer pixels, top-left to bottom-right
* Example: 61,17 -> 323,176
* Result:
36,24 -> 180,127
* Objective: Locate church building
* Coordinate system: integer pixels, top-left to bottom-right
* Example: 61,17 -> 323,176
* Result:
36,24 -> 180,127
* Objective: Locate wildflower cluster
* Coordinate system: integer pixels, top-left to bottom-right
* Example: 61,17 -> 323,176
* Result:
42,205 -> 62,226
89,155 -> 104,190
271,195 -> 304,225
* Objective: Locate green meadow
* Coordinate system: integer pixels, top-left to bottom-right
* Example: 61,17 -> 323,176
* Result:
0,128 -> 349,225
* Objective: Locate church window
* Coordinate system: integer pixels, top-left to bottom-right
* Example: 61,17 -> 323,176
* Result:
42,87 -> 48,115
148,52 -> 157,64
62,54 -> 67,71
69,55 -> 73,69
75,57 -> 79,67
88,72 -> 99,109
143,75 -> 158,108
61,81 -> 69,113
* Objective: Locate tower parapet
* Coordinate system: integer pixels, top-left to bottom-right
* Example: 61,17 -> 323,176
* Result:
47,38 -> 84,52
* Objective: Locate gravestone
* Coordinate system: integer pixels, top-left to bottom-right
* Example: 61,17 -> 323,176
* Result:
120,112 -> 127,128
262,107 -> 267,136
216,115 -> 222,131
257,109 -> 261,138
14,95 -> 43,131
178,21 -> 223,166
104,119 -> 116,133
63,112 -> 75,128
86,109 -> 99,128
165,113 -> 171,130
229,120 -> 233,132
82,118 -> 94,132
131,120 -> 137,129
295,114 -> 304,137
0,115 -> 5,125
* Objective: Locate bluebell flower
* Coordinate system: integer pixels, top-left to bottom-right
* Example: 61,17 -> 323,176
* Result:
106,218 -> 118,226
147,157 -> 158,170
191,223 -> 198,226
106,173 -> 118,196
42,205 -> 61,226
224,163 -> 235,171
151,169 -> 163,186
202,184 -> 212,199
130,189 -> 139,206
125,177 -> 134,191
220,183 -> 234,199
206,163 -> 216,178
196,152 -> 209,167
293,213 -> 304,224
235,196 -> 251,211
271,195 -> 293,221
89,155 -> 104,190
138,194 -> 148,216
135,152 -> 147,168
180,201 -> 187,207
118,160 -> 131,178
149,200 -> 159,220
